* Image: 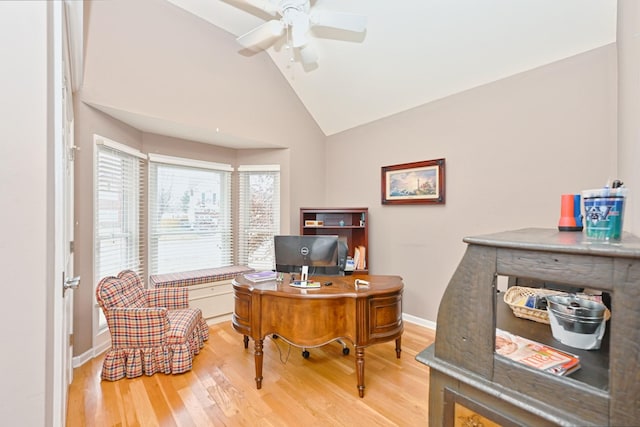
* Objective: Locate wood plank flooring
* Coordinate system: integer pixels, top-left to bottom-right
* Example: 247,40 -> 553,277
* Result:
67,321 -> 435,426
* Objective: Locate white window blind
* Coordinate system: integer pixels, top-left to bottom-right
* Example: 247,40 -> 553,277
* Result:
94,140 -> 146,284
238,165 -> 280,270
149,155 -> 233,274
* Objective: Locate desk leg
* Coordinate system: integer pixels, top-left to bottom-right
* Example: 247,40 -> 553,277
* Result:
356,346 -> 365,398
395,336 -> 402,358
254,338 -> 264,389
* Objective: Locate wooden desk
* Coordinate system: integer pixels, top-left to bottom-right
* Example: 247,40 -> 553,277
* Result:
231,274 -> 404,397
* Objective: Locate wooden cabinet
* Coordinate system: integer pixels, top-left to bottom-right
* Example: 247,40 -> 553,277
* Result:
417,228 -> 640,426
186,279 -> 236,324
300,207 -> 368,274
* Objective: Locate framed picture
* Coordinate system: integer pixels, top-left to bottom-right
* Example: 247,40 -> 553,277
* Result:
381,158 -> 445,205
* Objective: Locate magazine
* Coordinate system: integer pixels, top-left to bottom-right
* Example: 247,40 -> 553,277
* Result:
495,329 -> 580,376
243,270 -> 278,283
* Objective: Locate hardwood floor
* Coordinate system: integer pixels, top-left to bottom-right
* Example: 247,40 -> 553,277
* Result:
67,321 -> 435,426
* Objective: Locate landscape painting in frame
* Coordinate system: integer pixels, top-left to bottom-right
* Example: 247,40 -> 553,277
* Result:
381,158 -> 445,205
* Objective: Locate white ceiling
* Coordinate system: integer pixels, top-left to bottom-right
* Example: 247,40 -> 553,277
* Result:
157,0 -> 616,139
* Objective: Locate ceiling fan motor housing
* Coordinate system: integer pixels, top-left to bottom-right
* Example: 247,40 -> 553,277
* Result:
236,0 -> 366,65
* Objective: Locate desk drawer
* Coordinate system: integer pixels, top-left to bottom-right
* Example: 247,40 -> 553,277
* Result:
368,293 -> 403,340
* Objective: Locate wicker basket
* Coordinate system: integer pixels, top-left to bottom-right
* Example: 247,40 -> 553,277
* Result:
503,286 -> 565,324
504,286 -> 611,324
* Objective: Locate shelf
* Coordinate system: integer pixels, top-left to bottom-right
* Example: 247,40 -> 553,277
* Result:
303,225 -> 364,229
300,207 -> 368,272
496,291 -> 610,391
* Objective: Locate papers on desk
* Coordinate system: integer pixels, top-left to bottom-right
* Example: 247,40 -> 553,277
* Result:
289,280 -> 321,288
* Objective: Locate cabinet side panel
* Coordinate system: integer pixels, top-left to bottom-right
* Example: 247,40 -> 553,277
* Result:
434,245 -> 496,378
609,257 -> 640,425
493,358 -> 608,426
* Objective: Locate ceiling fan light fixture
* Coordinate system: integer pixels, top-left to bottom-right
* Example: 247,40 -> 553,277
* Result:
298,43 -> 318,64
234,0 -> 367,66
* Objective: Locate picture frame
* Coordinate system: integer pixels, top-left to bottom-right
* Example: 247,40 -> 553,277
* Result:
381,158 -> 445,205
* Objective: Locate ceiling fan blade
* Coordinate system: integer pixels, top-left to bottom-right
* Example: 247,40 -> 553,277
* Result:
237,0 -> 279,16
236,20 -> 285,49
298,44 -> 318,64
309,10 -> 367,32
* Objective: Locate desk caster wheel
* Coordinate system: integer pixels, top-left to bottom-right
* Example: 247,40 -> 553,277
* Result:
343,347 -> 350,355
302,350 -> 310,359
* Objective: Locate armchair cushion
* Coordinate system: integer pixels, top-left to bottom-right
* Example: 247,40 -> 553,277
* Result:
145,287 -> 190,310
96,270 -> 209,380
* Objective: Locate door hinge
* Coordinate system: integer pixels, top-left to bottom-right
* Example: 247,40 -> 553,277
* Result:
69,240 -> 74,253
69,333 -> 74,347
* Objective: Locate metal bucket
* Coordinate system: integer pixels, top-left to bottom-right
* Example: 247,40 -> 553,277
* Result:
547,295 -> 606,335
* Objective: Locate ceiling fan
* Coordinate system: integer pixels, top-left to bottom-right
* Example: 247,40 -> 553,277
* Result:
233,0 -> 367,64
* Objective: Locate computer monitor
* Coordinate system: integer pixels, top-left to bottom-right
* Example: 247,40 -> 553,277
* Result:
274,235 -> 340,276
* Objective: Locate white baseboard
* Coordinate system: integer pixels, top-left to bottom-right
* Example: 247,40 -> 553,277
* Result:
72,312 -> 434,369
403,312 -> 436,331
73,339 -> 110,368
72,348 -> 94,369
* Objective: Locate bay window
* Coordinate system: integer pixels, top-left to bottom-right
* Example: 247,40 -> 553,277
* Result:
148,154 -> 233,274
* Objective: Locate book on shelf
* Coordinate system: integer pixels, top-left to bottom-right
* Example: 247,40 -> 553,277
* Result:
358,245 -> 366,270
353,248 -> 360,270
353,245 -> 366,270
495,328 -> 580,376
243,270 -> 278,283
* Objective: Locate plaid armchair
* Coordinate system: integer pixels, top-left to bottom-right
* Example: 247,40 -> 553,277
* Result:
96,270 -> 209,381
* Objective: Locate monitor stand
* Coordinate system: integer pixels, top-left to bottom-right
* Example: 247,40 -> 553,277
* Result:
300,265 -> 309,284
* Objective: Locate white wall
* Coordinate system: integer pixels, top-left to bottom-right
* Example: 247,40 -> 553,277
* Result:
81,0 -> 327,230
0,2 -> 49,425
617,0 -> 640,234
326,45 -> 618,322
72,0 -> 329,356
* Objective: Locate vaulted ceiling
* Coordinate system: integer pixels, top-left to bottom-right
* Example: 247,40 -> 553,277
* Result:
166,0 -> 616,136
87,0 -> 617,147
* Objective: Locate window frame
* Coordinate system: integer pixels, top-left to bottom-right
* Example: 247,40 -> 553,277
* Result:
93,135 -> 146,332
237,164 -> 281,270
147,153 -> 234,275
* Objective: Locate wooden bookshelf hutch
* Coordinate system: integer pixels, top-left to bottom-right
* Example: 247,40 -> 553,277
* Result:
417,228 -> 640,426
300,207 -> 368,274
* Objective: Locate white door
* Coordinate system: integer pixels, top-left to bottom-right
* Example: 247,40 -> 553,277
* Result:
61,40 -> 78,404
52,3 -> 79,425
